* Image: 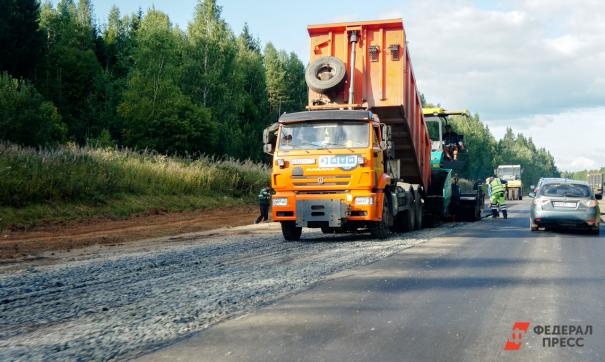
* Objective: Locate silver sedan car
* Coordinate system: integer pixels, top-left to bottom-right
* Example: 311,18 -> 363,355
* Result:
529,179 -> 601,234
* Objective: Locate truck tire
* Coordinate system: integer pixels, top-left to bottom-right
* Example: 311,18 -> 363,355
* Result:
414,195 -> 423,230
423,214 -> 435,228
396,208 -> 415,232
370,200 -> 393,239
305,56 -> 347,94
281,221 -> 302,241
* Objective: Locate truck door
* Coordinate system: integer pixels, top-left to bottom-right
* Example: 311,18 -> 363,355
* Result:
373,125 -> 384,182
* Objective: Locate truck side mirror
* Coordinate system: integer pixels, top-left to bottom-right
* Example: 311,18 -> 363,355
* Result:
263,123 -> 278,155
380,124 -> 392,142
263,123 -> 278,144
263,143 -> 274,154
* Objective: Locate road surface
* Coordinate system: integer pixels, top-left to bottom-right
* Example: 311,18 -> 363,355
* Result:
140,200 -> 605,362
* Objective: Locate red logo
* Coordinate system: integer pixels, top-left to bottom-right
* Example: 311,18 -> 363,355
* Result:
504,322 -> 530,350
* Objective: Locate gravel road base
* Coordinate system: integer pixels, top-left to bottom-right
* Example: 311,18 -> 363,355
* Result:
0,222 -> 466,360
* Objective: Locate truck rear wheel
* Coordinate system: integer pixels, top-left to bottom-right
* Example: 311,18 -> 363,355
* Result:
414,198 -> 423,230
394,208 -> 415,232
281,221 -> 302,241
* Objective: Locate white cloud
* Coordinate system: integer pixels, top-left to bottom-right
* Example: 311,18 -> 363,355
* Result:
545,34 -> 584,55
378,0 -> 605,171
397,0 -> 605,119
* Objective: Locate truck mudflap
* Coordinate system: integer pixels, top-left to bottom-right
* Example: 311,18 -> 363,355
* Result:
296,199 -> 349,228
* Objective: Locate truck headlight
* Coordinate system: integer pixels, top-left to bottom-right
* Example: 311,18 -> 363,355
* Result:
354,196 -> 373,205
272,198 -> 288,206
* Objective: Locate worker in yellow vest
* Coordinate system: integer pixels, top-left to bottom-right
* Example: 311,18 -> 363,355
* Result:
486,176 -> 508,219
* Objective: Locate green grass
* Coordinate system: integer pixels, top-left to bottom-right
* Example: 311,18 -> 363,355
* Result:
0,143 -> 270,229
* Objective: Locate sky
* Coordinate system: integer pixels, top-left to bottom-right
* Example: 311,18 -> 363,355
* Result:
86,0 -> 605,171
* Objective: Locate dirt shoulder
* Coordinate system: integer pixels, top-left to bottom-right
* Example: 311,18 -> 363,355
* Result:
0,205 -> 261,259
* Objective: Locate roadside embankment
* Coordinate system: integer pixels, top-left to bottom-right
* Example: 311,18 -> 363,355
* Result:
0,143 -> 269,231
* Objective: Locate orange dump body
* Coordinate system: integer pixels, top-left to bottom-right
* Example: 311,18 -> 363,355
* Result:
307,19 -> 431,190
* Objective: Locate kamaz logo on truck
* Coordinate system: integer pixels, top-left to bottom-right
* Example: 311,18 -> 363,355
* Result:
319,155 -> 358,170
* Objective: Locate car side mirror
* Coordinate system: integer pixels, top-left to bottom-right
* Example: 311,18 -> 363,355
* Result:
528,192 -> 536,198
596,194 -> 603,200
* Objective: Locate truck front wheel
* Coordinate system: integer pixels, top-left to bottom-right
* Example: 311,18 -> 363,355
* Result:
370,202 -> 393,239
281,221 -> 302,241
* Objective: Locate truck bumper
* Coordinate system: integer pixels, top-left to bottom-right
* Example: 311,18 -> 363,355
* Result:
272,192 -> 380,227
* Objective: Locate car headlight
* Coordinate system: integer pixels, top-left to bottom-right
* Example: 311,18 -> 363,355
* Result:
272,198 -> 288,206
582,199 -> 598,208
354,196 -> 374,205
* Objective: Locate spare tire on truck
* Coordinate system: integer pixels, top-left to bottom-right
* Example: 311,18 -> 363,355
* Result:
305,56 -> 347,94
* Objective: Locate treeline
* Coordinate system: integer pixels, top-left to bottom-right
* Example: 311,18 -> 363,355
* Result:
0,0 -> 306,161
446,115 -> 560,187
561,168 -> 605,181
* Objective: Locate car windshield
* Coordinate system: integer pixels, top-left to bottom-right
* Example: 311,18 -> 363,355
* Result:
540,183 -> 591,198
278,122 -> 370,150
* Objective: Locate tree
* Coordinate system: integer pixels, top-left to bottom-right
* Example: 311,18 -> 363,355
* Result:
264,42 -> 289,120
0,72 -> 66,146
0,0 -> 44,79
284,52 -> 307,112
98,5 -> 142,143
494,127 -> 559,187
180,0 -> 243,156
449,113 -> 497,181
36,0 -> 106,143
235,24 -> 269,160
118,9 -> 216,154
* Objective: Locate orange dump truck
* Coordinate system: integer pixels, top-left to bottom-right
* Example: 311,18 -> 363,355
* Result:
263,19 -> 471,241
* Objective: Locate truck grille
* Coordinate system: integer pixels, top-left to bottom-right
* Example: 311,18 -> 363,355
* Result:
291,175 -> 351,187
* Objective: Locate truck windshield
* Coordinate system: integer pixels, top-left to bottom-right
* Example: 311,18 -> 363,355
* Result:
498,167 -> 520,178
278,122 -> 370,150
425,119 -> 442,141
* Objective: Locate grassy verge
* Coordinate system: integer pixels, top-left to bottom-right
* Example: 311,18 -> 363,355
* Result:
0,143 -> 269,230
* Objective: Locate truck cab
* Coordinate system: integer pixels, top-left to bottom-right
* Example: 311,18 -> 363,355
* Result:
264,110 -> 395,239
422,107 -> 467,170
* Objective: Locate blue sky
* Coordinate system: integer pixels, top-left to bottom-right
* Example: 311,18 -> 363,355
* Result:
82,0 -> 605,171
